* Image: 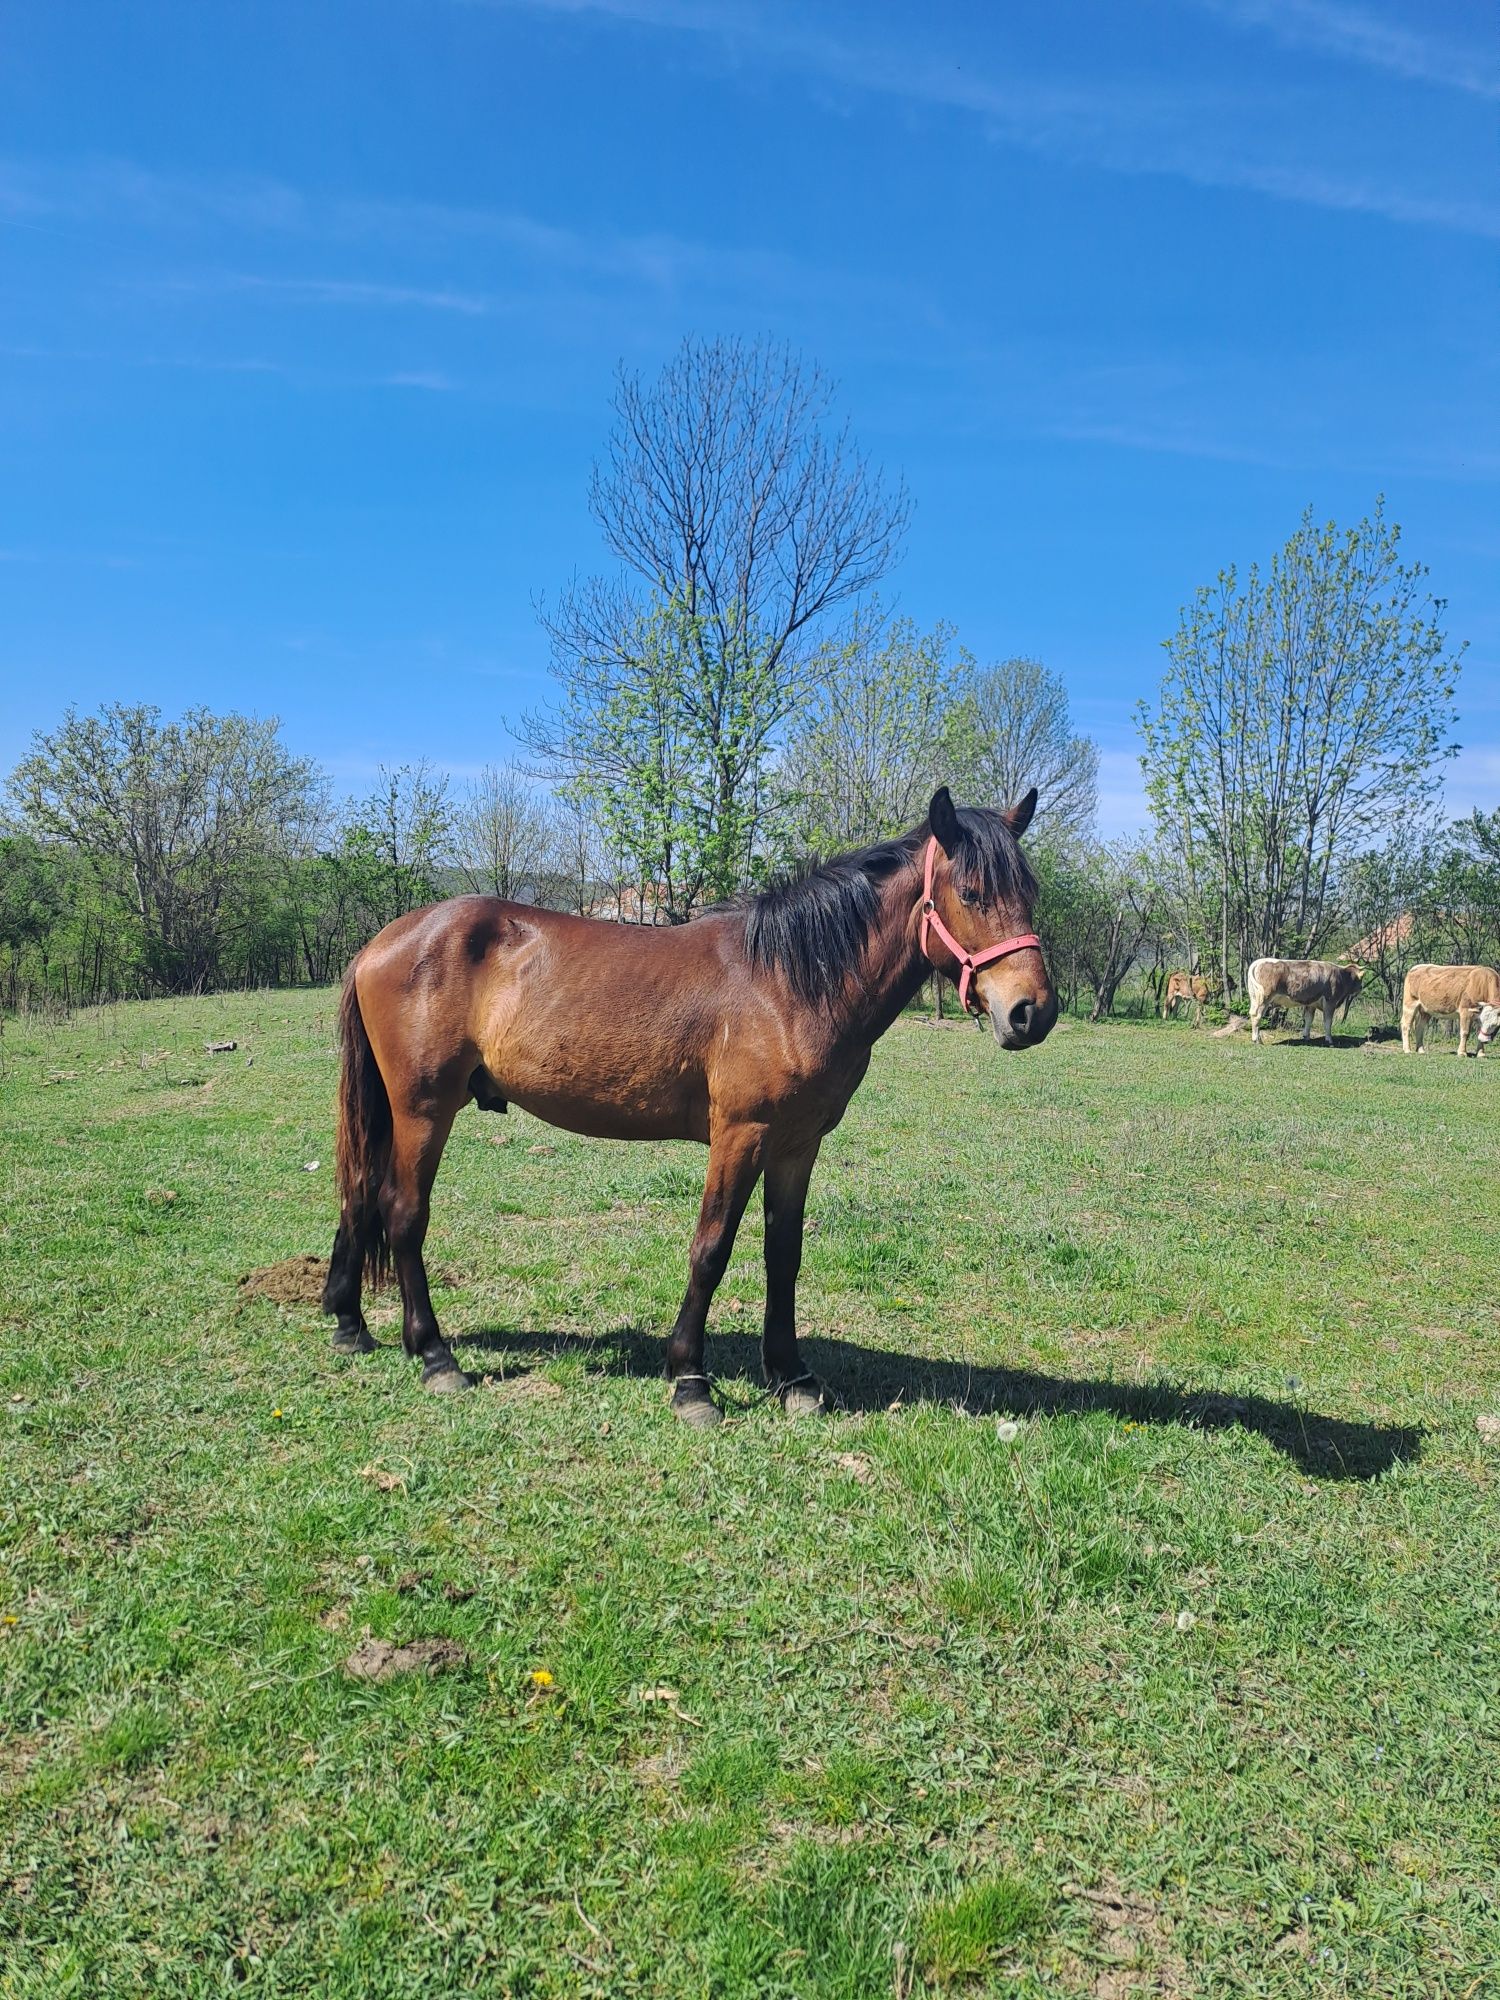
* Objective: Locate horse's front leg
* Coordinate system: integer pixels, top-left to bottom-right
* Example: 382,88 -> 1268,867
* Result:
762,1140 -> 827,1418
665,1122 -> 767,1429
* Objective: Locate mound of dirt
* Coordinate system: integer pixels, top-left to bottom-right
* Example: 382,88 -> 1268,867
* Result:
238,1255 -> 329,1305
343,1636 -> 468,1682
239,1256 -> 464,1306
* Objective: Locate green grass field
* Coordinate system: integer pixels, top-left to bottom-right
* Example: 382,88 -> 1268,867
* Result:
2,990 -> 1497,1997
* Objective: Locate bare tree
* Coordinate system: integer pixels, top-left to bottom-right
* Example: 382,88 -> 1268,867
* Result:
456,763 -> 553,903
949,657 -> 1099,852
586,336 -> 909,672
781,604 -> 967,853
527,337 -> 910,913
1077,843 -> 1162,1021
543,788 -> 611,916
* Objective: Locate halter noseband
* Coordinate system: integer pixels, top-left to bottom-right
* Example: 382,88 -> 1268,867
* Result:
918,837 -> 1041,1016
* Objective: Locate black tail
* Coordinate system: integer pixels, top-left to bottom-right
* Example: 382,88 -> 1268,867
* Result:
330,970 -> 392,1290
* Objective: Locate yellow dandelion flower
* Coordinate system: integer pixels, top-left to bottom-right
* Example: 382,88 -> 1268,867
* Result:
529,1668 -> 555,1689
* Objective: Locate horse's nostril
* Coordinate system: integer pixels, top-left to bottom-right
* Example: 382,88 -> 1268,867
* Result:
1008,998 -> 1036,1039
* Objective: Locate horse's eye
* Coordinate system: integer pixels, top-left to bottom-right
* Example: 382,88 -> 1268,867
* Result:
959,889 -> 980,907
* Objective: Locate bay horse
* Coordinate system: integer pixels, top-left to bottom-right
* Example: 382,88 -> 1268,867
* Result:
322,785 -> 1056,1427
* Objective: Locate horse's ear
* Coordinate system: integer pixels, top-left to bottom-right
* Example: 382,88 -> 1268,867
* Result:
928,786 -> 961,855
1004,787 -> 1038,838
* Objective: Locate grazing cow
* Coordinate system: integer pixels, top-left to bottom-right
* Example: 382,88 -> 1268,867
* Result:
1400,963 -> 1500,1056
1162,971 -> 1212,1024
1246,957 -> 1362,1046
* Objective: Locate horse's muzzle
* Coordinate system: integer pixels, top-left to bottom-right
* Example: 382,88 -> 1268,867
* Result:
989,990 -> 1058,1051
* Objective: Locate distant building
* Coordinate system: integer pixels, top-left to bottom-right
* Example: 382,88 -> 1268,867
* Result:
1349,911 -> 1414,962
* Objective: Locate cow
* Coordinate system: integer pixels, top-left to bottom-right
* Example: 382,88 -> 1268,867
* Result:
1400,963 -> 1500,1057
1246,957 -> 1362,1046
1162,971 -> 1212,1025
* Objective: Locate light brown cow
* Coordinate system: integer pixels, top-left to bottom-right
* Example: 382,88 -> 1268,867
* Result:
1401,963 -> 1500,1056
1162,971 -> 1212,1024
1246,957 -> 1362,1046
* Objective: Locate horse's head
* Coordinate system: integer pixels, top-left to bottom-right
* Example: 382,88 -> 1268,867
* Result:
923,785 -> 1057,1050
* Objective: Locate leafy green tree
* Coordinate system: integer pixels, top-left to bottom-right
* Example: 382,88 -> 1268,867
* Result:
1338,824 -> 1440,1019
0,833 -> 68,1006
1138,502 -> 1463,991
528,594 -> 784,919
1430,809 -> 1500,971
8,704 -> 321,993
341,762 -> 455,931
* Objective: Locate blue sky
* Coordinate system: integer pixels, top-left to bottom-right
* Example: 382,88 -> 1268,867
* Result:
2,0 -> 1496,835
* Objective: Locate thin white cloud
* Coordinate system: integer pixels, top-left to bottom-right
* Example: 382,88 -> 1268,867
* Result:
156,273 -> 495,315
0,154 -> 823,299
1046,416 -> 1304,472
1044,415 -> 1500,484
483,0 -> 1500,240
1191,0 -> 1500,102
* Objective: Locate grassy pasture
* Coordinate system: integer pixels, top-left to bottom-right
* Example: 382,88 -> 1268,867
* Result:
1,990 -> 1497,1997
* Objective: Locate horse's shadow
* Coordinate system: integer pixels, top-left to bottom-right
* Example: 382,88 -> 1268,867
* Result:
454,1325 -> 1419,1483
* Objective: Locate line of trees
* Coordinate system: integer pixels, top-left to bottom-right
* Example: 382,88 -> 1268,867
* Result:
2,337 -> 1490,1021
0,636 -> 1106,1009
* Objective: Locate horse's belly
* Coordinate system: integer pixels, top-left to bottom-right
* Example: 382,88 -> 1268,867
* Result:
501,1082 -> 708,1144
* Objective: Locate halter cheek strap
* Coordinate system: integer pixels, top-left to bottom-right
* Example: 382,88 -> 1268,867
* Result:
918,837 -> 1041,1016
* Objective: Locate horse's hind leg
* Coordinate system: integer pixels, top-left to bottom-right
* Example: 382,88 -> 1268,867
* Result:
383,1100 -> 469,1393
666,1122 -> 767,1429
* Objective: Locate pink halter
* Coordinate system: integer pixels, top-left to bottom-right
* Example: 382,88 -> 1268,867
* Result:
918,837 -> 1041,1015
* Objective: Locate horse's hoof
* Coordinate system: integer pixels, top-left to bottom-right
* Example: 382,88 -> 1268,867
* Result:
331,1326 -> 377,1355
421,1362 -> 474,1394
670,1383 -> 723,1430
778,1377 -> 830,1420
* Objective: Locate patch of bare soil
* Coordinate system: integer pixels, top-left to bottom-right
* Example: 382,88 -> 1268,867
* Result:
1063,1880 -> 1189,1997
238,1255 -> 328,1305
238,1256 -> 467,1305
482,1373 -> 564,1403
629,1747 -> 685,1789
342,1635 -> 468,1682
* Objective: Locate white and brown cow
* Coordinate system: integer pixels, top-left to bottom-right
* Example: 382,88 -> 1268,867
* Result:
1401,963 -> 1500,1057
1246,957 -> 1362,1046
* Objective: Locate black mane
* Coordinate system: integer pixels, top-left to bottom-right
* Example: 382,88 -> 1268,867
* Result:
743,805 -> 1036,1005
